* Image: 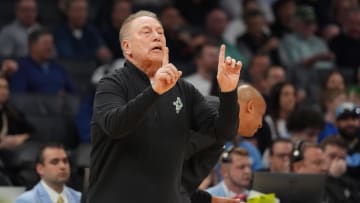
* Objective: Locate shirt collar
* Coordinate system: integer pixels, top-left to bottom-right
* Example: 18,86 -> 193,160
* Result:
221,181 -> 248,198
41,180 -> 68,203
26,56 -> 51,69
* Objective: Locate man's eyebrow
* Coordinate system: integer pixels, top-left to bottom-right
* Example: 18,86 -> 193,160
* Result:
140,25 -> 163,30
140,25 -> 153,29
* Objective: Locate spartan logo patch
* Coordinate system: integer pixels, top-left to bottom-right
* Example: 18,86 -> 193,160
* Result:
173,97 -> 183,114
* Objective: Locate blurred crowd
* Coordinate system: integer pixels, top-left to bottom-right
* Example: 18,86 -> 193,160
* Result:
0,0 -> 359,202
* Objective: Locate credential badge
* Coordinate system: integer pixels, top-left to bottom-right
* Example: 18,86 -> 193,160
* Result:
173,97 -> 183,114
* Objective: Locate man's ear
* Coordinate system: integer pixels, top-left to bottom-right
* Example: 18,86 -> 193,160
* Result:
36,163 -> 44,177
220,164 -> 229,177
247,99 -> 254,113
121,40 -> 131,56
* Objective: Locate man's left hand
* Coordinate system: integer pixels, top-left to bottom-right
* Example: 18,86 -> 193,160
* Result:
217,44 -> 242,92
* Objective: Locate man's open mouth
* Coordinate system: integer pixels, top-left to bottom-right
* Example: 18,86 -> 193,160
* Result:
151,46 -> 162,51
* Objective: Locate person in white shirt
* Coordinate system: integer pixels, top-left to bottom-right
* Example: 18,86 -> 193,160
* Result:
16,143 -> 81,203
184,43 -> 218,96
207,147 -> 278,202
0,0 -> 41,58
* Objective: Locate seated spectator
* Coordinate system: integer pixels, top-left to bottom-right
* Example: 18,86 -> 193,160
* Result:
329,9 -> 360,84
292,142 -> 327,174
264,65 -> 287,98
279,6 -> 335,102
265,138 -> 293,173
320,136 -> 360,203
205,8 -> 245,66
15,143 -> 81,203
159,5 -> 194,69
292,139 -> 360,203
224,139 -> 263,172
0,0 -> 41,58
101,0 -> 132,59
265,82 -> 297,140
184,43 -> 218,96
0,75 -> 33,150
318,0 -> 349,43
53,0 -> 112,62
334,102 -> 360,182
270,0 -> 296,38
287,108 -> 325,144
244,53 -> 271,95
321,70 -> 346,92
223,0 -> 273,45
0,75 -> 34,183
265,65 -> 286,91
318,89 -> 347,142
237,10 -> 280,65
9,29 -> 77,94
207,147 -> 276,202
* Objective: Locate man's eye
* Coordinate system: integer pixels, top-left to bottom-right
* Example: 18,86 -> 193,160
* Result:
51,160 -> 59,165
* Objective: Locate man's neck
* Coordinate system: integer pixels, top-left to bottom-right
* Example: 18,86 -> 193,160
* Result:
30,53 -> 46,65
42,180 -> 65,194
248,31 -> 264,41
197,67 -> 214,81
279,110 -> 289,119
128,58 -> 161,78
68,22 -> 83,30
17,20 -> 34,28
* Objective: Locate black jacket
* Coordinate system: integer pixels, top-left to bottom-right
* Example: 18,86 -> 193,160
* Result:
86,61 -> 239,203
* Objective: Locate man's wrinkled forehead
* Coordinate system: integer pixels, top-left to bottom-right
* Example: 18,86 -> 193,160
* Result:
130,16 -> 163,30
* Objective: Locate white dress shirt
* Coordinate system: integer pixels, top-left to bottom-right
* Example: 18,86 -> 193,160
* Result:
41,180 -> 69,203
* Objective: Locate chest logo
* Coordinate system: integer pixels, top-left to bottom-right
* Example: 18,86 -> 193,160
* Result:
173,97 -> 183,114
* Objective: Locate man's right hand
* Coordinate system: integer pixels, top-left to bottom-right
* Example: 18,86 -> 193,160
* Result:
329,158 -> 347,177
151,47 -> 182,95
1,59 -> 18,76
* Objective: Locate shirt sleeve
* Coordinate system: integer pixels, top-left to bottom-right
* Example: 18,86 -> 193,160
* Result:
182,136 -> 224,194
93,76 -> 160,139
189,84 -> 239,142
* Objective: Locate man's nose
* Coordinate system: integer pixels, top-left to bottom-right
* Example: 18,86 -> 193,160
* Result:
153,31 -> 161,40
59,161 -> 67,168
245,166 -> 252,174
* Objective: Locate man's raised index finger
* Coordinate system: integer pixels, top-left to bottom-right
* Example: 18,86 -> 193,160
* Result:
218,44 -> 226,65
162,46 -> 169,65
